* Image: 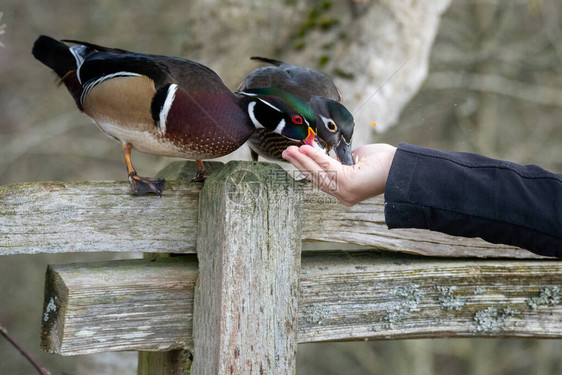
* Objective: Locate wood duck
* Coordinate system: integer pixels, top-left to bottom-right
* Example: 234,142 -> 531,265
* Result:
32,36 -> 318,195
239,57 -> 355,165
237,87 -> 320,153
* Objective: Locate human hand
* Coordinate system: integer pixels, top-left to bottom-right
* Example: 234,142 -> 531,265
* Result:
282,143 -> 396,206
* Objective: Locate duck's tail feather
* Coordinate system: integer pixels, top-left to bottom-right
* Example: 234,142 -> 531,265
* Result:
32,35 -> 77,78
250,56 -> 284,66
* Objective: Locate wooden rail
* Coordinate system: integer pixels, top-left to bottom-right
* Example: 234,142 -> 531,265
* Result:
0,161 -> 543,258
1,160 -> 560,375
41,254 -> 562,356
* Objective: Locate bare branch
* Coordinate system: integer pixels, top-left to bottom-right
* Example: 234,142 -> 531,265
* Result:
0,322 -> 51,375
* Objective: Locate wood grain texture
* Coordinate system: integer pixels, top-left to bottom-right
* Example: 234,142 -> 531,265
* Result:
300,192 -> 542,258
0,181 -> 201,254
41,253 -> 562,355
41,257 -> 198,355
0,161 -> 546,258
137,253 -> 194,375
297,251 -> 562,342
191,161 -> 302,375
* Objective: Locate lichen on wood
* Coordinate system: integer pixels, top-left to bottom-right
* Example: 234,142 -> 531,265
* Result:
40,252 -> 562,355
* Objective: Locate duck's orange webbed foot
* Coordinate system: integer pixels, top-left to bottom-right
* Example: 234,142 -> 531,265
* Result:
128,173 -> 166,196
122,142 -> 165,195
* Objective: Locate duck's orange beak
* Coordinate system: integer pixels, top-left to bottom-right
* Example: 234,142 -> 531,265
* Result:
303,127 -> 320,149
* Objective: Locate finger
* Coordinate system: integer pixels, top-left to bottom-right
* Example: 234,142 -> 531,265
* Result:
298,145 -> 342,173
292,147 -> 343,193
282,146 -> 323,179
281,146 -> 301,163
283,146 -> 343,193
284,147 -> 340,192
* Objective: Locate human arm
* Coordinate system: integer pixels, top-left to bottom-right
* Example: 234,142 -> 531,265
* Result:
283,143 -> 562,258
385,143 -> 562,258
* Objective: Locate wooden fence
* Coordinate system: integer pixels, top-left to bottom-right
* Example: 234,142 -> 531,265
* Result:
1,160 -> 561,374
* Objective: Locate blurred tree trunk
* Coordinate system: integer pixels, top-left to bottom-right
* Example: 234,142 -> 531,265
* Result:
473,2 -> 500,157
181,0 -> 452,145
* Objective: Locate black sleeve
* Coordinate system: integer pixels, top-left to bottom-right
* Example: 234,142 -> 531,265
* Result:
384,143 -> 562,258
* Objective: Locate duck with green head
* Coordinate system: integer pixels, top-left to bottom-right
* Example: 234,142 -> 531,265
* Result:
32,36 -> 319,195
239,57 -> 355,165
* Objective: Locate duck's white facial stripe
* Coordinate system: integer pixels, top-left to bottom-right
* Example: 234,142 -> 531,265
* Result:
69,45 -> 88,84
247,101 -> 264,128
238,90 -> 257,97
273,119 -> 286,135
159,84 -> 178,134
80,72 -> 142,106
257,98 -> 282,112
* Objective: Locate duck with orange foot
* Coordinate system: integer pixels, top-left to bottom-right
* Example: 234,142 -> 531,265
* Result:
32,36 -> 318,195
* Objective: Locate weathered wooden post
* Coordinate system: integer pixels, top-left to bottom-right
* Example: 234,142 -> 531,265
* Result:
4,161 -> 560,375
192,161 -> 303,374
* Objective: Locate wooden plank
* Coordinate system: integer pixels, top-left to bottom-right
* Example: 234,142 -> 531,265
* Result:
41,253 -> 562,355
301,196 -> 540,258
297,251 -> 562,342
191,161 -> 302,375
41,257 -> 198,355
137,253 -> 194,375
0,181 -> 202,254
0,161 -> 546,258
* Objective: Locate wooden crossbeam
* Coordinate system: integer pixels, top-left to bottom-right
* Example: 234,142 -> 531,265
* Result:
0,162 -> 542,258
41,253 -> 562,356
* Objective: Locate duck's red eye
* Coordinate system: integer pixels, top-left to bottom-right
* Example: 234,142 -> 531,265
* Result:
292,115 -> 303,125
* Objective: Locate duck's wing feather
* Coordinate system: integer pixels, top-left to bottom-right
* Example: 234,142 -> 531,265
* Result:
242,56 -> 342,102
62,39 -> 130,54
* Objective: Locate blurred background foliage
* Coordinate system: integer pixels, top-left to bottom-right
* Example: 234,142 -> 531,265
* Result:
0,0 -> 561,374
